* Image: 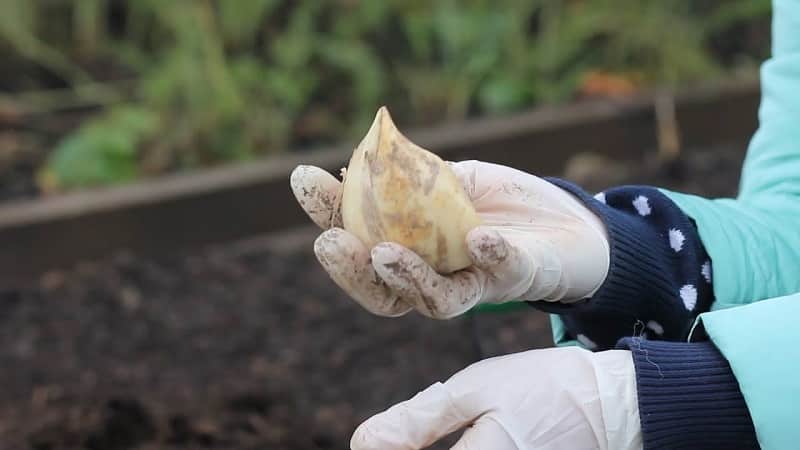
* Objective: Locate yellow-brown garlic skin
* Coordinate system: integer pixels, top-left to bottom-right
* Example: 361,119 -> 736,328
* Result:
340,107 -> 481,274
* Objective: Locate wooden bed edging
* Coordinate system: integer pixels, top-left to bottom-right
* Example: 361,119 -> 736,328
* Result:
0,78 -> 760,286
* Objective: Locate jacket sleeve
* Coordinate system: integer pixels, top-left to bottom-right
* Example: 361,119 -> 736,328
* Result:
689,292 -> 800,450
549,4 -> 799,448
613,292 -> 800,450
536,181 -> 715,350
543,0 -> 800,349
663,0 -> 800,309
614,338 -> 759,450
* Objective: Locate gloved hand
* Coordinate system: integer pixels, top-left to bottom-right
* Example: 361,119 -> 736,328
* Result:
350,347 -> 642,450
290,160 -> 609,318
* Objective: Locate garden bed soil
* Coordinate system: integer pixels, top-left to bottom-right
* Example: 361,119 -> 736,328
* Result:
0,143 -> 746,449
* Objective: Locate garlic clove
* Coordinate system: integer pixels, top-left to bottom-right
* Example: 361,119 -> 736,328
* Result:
340,107 -> 481,274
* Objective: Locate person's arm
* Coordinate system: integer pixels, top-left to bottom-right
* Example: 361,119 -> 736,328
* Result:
552,5 -> 800,448
538,182 -> 715,349
348,338 -> 765,450
547,0 -> 800,348
614,338 -> 759,450
689,292 -> 800,449
663,0 -> 800,308
613,290 -> 800,450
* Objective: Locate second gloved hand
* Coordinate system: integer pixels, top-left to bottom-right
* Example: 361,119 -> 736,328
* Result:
290,160 -> 610,318
350,347 -> 642,450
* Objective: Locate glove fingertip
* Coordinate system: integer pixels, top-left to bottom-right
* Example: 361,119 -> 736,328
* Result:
289,164 -> 310,183
349,422 -> 377,450
371,242 -> 433,282
289,165 -> 322,199
370,241 -> 406,263
312,229 -> 338,267
290,165 -> 343,229
466,227 -> 510,269
314,228 -> 356,263
370,244 -> 407,282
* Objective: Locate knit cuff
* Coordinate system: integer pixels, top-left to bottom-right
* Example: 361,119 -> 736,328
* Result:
616,338 -> 759,450
529,179 -> 713,349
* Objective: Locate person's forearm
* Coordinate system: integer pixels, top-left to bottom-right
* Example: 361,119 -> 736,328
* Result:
540,175 -> 800,350
534,180 -> 714,349
616,338 -> 759,450
667,0 -> 800,308
544,0 -> 800,349
663,191 -> 800,310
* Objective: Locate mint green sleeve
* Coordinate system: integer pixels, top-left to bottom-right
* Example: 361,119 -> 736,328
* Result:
549,1 -> 799,346
691,292 -> 800,449
662,0 -> 800,310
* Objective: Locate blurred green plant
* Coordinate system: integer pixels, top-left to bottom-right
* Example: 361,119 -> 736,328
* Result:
38,106 -> 158,189
0,0 -> 771,190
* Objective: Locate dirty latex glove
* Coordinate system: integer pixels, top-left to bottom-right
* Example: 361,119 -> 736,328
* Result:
290,160 -> 609,318
351,347 -> 641,450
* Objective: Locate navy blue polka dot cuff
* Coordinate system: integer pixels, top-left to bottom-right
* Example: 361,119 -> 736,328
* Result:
530,179 -> 715,350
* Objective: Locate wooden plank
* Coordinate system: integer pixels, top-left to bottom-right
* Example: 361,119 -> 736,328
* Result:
0,78 -> 760,286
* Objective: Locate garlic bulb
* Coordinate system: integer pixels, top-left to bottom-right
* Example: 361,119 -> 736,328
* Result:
340,107 -> 481,274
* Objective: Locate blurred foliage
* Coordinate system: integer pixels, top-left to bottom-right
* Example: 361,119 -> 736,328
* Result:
38,106 -> 158,188
0,0 -> 771,190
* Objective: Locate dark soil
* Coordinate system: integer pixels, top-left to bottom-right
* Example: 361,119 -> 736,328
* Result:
0,230 -> 553,450
0,143 -> 746,449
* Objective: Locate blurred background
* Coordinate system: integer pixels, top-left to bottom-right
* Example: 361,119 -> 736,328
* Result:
0,1 -> 770,449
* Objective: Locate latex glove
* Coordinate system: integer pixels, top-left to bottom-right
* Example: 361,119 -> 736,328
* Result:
290,160 -> 609,318
350,347 -> 642,450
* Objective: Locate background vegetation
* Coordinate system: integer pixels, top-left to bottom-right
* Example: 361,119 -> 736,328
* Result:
0,0 -> 771,192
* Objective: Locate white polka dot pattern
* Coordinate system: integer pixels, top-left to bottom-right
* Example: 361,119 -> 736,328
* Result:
669,228 -> 685,252
594,192 -> 606,204
646,320 -> 665,335
543,181 -> 714,350
701,261 -> 712,283
680,284 -> 697,310
633,195 -> 652,216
